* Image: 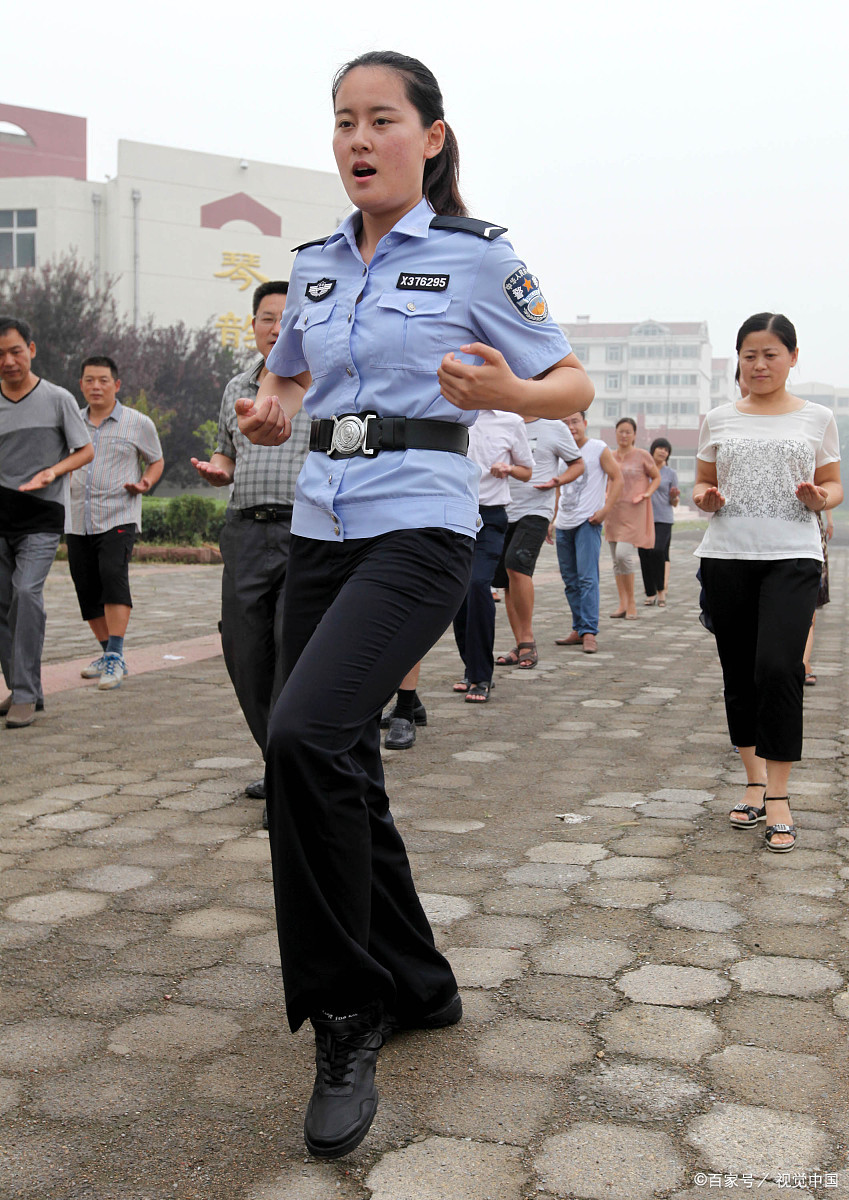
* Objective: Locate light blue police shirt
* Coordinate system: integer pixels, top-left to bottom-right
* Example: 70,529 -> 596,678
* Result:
267,196 -> 571,541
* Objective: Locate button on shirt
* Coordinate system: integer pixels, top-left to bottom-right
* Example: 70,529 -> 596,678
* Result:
67,400 -> 162,535
469,409 -> 534,507
267,197 -> 571,541
216,356 -> 311,509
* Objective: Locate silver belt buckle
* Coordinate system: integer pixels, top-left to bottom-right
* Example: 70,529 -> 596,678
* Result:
330,413 -> 376,456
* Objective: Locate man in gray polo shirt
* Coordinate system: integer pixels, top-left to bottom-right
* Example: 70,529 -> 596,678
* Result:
0,316 -> 93,728
192,281 -> 310,819
66,355 -> 164,691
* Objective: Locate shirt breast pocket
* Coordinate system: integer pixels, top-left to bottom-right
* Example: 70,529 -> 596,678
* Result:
294,301 -> 336,378
371,292 -> 455,372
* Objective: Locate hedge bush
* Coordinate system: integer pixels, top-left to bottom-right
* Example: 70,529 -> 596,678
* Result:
140,495 -> 227,545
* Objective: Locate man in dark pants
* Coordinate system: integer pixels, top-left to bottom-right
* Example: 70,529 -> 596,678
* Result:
191,281 -> 310,822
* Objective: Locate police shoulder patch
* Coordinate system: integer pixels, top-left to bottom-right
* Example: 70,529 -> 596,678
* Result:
503,266 -> 549,323
305,278 -> 337,302
429,216 -> 508,240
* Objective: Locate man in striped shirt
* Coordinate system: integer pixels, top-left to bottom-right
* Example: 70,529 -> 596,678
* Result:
66,356 -> 164,691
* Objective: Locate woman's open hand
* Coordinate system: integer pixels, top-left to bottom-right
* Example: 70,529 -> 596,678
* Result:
236,396 -> 291,446
693,486 -> 726,513
796,480 -> 828,512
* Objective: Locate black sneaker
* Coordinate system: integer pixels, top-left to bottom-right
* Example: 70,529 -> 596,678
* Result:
379,701 -> 427,730
304,1007 -> 384,1158
381,991 -> 462,1039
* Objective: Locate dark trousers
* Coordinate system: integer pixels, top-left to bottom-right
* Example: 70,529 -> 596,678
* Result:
66,524 -> 137,619
700,557 -> 820,761
266,527 -> 473,1031
638,522 -> 672,596
452,504 -> 508,685
219,514 -> 290,755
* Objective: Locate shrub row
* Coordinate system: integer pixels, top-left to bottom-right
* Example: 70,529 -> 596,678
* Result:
139,495 -> 228,545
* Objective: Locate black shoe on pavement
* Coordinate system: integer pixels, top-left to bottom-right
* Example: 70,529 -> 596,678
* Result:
384,717 -> 416,750
245,778 -> 266,800
379,701 -> 427,730
381,991 -> 463,1038
304,1007 -> 384,1159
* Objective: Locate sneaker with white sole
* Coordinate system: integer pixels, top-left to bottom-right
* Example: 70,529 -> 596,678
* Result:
81,654 -> 108,679
97,653 -> 128,690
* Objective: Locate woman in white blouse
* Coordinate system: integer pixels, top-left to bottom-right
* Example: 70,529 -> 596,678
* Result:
693,313 -> 842,853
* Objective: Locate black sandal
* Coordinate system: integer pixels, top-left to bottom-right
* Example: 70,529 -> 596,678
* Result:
728,782 -> 766,828
763,796 -> 797,853
465,682 -> 490,703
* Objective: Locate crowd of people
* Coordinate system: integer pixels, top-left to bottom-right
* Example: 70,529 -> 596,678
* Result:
0,48 -> 842,1166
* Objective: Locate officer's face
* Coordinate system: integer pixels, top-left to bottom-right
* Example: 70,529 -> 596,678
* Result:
333,66 -> 445,222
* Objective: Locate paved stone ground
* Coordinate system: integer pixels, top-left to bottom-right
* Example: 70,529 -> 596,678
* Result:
2,532 -> 848,1200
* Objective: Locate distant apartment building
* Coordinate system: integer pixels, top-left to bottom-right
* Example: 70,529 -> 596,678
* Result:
559,318 -> 736,486
0,102 -> 348,350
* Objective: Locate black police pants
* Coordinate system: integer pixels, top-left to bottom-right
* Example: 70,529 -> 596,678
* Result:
219,513 -> 290,754
266,526 -> 474,1032
700,556 -> 820,761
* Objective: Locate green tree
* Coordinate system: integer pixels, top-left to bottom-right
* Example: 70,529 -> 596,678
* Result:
193,418 -> 218,458
0,253 -> 246,483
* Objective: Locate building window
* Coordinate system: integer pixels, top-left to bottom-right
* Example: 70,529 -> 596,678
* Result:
571,344 -> 588,362
0,210 -> 36,269
604,400 -> 620,420
630,373 -> 698,387
606,373 -> 621,390
606,344 -> 622,362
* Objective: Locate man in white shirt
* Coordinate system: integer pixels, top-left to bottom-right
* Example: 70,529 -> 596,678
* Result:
452,410 -> 533,702
553,411 -> 622,653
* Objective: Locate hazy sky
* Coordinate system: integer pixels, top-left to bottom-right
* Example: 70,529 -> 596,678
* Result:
6,0 -> 849,381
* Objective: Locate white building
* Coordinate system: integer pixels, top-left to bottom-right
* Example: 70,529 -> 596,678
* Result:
0,102 -> 348,352
559,318 -> 730,485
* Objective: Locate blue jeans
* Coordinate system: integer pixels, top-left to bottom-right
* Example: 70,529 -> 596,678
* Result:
555,521 -> 602,636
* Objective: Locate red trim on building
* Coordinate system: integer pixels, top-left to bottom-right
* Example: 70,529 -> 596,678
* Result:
0,103 -> 86,180
200,192 -> 281,236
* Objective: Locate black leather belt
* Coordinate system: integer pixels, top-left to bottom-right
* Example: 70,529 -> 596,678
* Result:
239,504 -> 293,521
309,414 -> 469,459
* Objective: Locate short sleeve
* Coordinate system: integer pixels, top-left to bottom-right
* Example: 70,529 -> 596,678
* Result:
816,413 -> 841,467
556,426 -> 580,462
466,238 -> 572,380
669,468 -> 679,489
138,415 -> 163,464
216,382 -> 238,459
266,255 -> 308,377
697,412 -> 717,463
60,392 -> 91,452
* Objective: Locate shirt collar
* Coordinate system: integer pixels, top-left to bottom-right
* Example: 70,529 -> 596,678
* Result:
247,355 -> 264,386
85,399 -> 123,424
324,196 -> 435,254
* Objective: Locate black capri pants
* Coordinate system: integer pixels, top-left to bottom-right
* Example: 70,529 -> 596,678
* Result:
66,524 -> 137,619
638,521 -> 672,597
266,527 -> 474,1032
700,556 -> 820,761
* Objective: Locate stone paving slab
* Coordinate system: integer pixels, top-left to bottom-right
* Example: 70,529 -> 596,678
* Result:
2,537 -> 848,1200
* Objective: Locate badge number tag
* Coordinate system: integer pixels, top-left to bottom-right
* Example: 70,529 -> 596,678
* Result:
396,273 -> 450,292
306,278 -> 337,301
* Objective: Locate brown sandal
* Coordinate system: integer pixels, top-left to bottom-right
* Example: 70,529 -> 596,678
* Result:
495,647 -> 520,666
516,641 -> 538,669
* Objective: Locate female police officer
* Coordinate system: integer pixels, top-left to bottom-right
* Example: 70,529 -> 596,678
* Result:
237,50 -> 593,1159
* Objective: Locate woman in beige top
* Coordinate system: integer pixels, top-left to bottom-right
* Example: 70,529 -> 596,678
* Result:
605,417 -> 660,618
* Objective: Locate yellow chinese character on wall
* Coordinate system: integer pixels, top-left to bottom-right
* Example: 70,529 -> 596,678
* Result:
215,312 -> 244,348
214,252 -> 269,291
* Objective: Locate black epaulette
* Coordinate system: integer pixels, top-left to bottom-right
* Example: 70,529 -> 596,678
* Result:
429,216 -> 507,240
291,236 -> 331,253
